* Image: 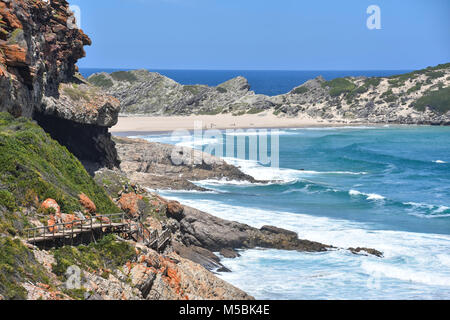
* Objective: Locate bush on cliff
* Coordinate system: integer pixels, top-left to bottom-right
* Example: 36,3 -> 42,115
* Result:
323,78 -> 356,97
412,87 -> 450,114
0,112 -> 119,214
110,71 -> 138,83
88,73 -> 114,88
0,236 -> 51,300
52,234 -> 137,277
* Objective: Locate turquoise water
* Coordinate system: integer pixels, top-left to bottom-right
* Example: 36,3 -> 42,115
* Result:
133,126 -> 450,299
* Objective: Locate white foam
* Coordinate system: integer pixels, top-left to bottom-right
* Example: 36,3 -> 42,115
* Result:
349,189 -> 385,201
361,261 -> 450,287
144,187 -> 220,194
434,160 -> 447,164
223,157 -> 367,185
176,137 -> 220,148
194,178 -> 292,187
404,202 -> 450,218
225,130 -> 297,136
159,193 -> 450,298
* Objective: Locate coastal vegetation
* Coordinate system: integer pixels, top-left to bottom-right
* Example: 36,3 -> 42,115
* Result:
0,112 -> 118,214
52,234 -> 136,277
292,86 -> 308,94
110,71 -> 138,83
87,73 -> 114,88
413,86 -> 450,114
322,78 -> 356,97
0,237 -> 51,300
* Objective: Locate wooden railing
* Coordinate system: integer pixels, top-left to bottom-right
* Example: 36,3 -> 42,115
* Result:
25,213 -> 129,243
24,212 -> 171,251
158,228 -> 171,250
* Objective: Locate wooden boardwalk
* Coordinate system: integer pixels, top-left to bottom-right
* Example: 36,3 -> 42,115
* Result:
24,213 -> 171,251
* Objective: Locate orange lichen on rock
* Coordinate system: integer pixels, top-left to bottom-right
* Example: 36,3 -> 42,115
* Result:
0,43 -> 28,67
118,192 -> 143,217
47,216 -> 58,233
61,213 -> 81,229
166,200 -> 184,219
0,2 -> 23,29
79,193 -> 96,214
41,198 -> 61,216
96,215 -> 111,224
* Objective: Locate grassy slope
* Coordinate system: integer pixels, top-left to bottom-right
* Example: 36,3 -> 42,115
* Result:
0,112 -> 118,214
0,237 -> 51,300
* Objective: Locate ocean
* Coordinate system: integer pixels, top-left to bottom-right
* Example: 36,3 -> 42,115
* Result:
132,126 -> 450,300
80,69 -> 410,96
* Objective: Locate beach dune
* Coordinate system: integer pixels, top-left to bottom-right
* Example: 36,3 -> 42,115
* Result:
111,112 -> 350,133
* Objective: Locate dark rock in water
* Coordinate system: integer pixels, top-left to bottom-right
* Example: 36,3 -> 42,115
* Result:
220,248 -> 241,259
172,241 -> 230,272
260,225 -> 298,238
349,247 -> 383,258
177,205 -> 331,253
167,202 -> 382,257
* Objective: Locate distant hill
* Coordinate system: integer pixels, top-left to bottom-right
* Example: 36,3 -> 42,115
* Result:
89,63 -> 450,125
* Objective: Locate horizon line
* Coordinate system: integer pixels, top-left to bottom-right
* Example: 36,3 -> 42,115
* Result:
79,67 -> 414,72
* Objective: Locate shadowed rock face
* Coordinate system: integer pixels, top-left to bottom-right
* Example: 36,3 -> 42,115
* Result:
34,112 -> 120,171
0,0 -> 120,169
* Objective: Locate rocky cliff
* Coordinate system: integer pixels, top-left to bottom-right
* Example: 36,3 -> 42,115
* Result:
113,136 -> 257,191
89,64 -> 450,125
0,0 -> 120,169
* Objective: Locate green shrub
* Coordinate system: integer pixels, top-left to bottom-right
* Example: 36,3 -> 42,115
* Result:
183,85 -> 202,95
323,78 -> 356,97
246,108 -> 264,114
52,235 -> 137,276
292,86 -> 308,95
426,71 -> 445,79
110,71 -> 138,83
407,82 -> 422,94
380,89 -> 397,103
197,108 -> 223,115
216,87 -> 228,93
0,113 -> 118,214
0,237 -> 50,300
88,74 -> 114,88
412,87 -> 450,114
0,190 -> 16,212
364,77 -> 381,87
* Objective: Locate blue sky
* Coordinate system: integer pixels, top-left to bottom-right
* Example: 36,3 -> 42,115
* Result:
69,0 -> 450,70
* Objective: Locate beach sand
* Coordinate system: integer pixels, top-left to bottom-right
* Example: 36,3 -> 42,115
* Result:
111,111 -> 356,133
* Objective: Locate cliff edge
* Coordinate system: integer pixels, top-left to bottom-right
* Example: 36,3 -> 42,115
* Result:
0,0 -> 120,169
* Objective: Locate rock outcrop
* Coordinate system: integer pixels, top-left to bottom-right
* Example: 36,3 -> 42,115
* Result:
135,193 -> 383,271
114,136 -> 257,191
0,0 -> 120,169
89,65 -> 450,125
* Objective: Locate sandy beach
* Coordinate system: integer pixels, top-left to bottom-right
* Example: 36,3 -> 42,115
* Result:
110,112 -> 357,133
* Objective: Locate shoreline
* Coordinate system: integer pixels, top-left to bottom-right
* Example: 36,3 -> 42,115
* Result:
110,113 -> 378,134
